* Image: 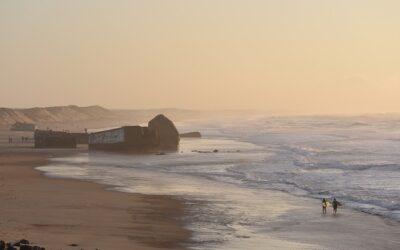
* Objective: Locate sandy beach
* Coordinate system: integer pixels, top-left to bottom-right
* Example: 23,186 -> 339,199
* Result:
0,139 -> 399,250
0,149 -> 189,250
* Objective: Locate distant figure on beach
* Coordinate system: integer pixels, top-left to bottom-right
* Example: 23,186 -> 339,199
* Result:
322,198 -> 328,214
332,198 -> 340,214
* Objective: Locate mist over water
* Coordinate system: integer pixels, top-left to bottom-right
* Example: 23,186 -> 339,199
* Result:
37,115 -> 400,249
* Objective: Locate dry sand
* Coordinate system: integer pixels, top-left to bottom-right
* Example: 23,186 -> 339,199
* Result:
0,149 -> 189,250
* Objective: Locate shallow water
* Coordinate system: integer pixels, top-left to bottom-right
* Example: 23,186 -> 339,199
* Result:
37,115 -> 400,249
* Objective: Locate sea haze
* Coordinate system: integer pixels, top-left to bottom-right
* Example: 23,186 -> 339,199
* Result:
37,115 -> 400,249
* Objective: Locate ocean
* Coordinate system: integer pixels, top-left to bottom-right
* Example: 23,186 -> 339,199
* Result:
37,115 -> 400,249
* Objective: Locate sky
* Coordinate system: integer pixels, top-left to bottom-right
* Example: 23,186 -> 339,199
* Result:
0,0 -> 399,114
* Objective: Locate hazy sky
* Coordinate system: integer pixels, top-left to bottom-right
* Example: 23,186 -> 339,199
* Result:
1,0 -> 399,114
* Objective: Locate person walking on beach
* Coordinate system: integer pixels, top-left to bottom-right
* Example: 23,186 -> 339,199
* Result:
322,198 -> 328,214
332,198 -> 340,214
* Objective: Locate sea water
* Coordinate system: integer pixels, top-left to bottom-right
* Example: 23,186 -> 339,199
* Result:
37,115 -> 400,249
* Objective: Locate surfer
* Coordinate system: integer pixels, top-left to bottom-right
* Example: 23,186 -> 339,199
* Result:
322,198 -> 328,214
332,198 -> 340,214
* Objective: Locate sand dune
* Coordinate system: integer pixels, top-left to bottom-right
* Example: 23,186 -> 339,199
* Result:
0,105 -> 116,125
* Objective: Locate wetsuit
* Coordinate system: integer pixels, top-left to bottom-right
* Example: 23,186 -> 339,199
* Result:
332,200 -> 338,213
322,200 -> 327,214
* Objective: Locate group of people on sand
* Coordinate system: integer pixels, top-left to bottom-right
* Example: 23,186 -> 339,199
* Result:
322,198 -> 341,214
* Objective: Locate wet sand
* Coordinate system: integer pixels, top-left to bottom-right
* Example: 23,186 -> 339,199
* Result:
260,192 -> 400,250
0,149 -> 189,250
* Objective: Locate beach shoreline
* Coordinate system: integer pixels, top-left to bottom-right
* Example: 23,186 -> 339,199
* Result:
1,146 -> 399,250
0,149 -> 190,250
